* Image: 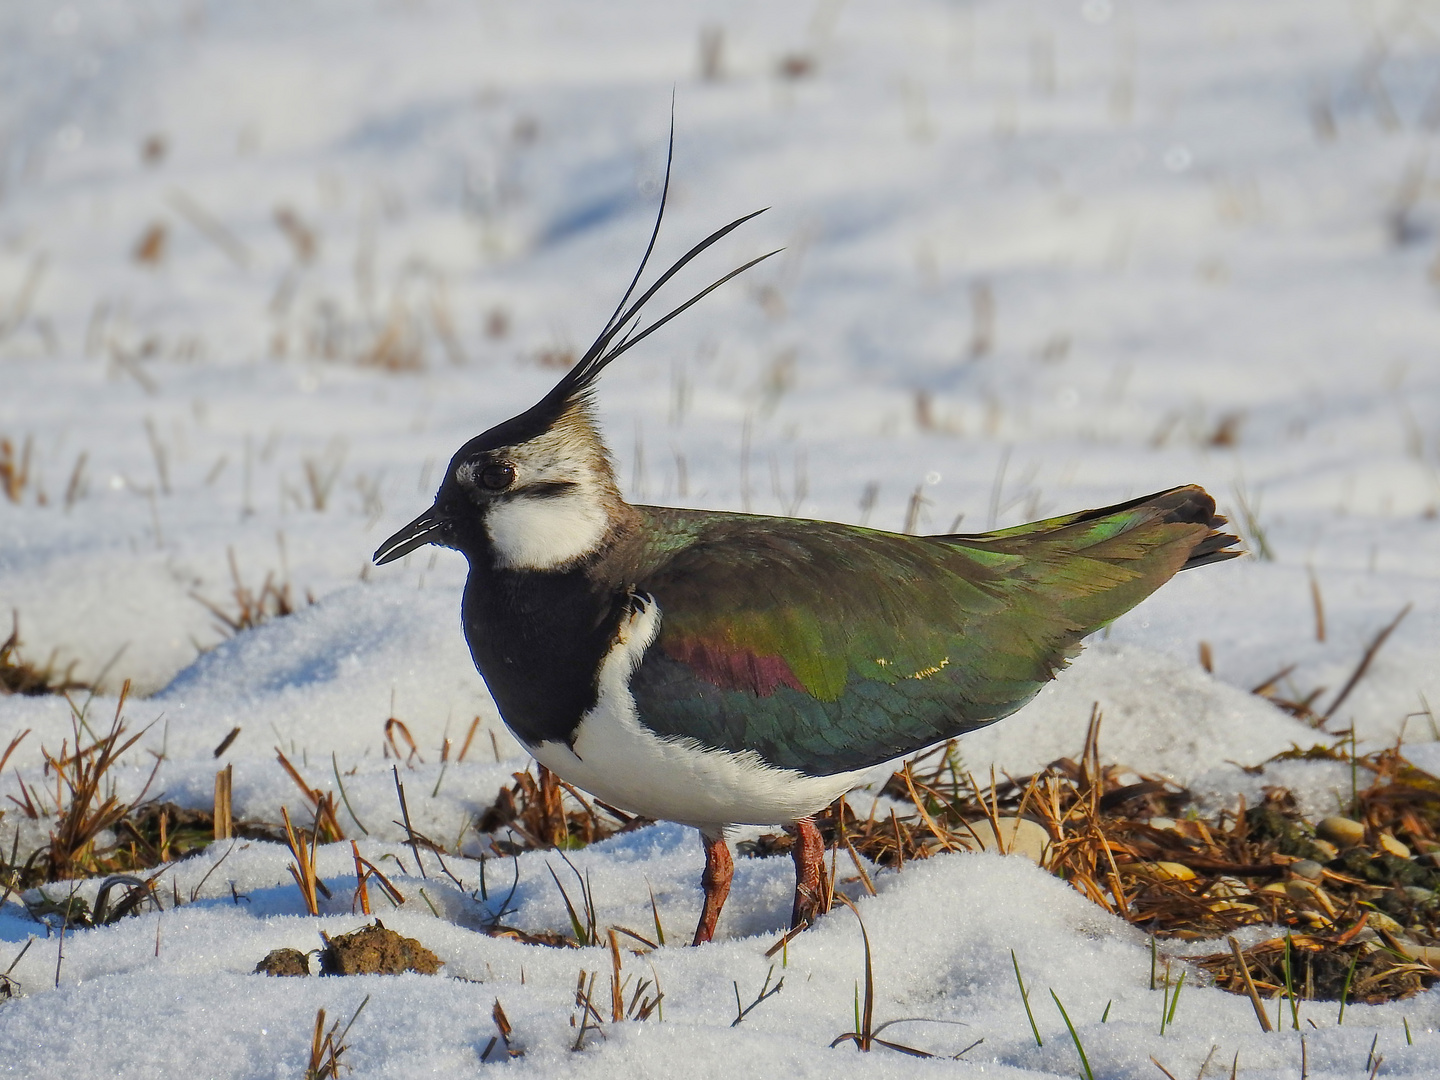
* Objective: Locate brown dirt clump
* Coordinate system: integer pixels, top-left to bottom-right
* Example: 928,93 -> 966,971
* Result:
255,948 -> 311,977
318,920 -> 441,976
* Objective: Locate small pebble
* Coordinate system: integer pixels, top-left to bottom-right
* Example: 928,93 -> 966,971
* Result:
1366,910 -> 1405,935
1379,833 -> 1411,859
1290,859 -> 1325,880
1309,839 -> 1339,861
1148,817 -> 1177,831
1396,941 -> 1440,965
956,816 -> 1052,865
1316,815 -> 1365,848
1402,886 -> 1434,904
1211,876 -> 1247,898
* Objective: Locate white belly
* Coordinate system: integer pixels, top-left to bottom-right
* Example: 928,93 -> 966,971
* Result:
528,597 -> 868,835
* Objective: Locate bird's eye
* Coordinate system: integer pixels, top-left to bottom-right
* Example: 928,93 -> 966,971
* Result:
480,462 -> 516,491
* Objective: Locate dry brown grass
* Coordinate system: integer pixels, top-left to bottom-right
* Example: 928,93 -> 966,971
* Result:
190,547 -> 314,640
303,997 -> 369,1080
2,687 -> 284,899
276,748 -> 346,844
0,435 -> 34,503
476,763 -> 645,854
1,613 -> 88,696
282,806 -> 324,916
19,684 -> 159,883
736,715 -> 1440,1007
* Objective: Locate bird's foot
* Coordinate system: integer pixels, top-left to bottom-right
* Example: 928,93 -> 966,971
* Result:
691,832 -> 733,945
789,817 -> 830,930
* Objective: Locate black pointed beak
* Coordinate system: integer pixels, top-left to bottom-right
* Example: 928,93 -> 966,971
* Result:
374,507 -> 450,565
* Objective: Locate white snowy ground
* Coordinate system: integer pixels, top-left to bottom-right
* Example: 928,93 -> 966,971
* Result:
2,0 -> 1440,1075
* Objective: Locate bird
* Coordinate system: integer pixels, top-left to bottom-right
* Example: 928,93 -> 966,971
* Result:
374,156 -> 1241,945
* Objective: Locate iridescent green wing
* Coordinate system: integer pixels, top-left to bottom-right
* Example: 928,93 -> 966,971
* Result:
627,487 -> 1230,775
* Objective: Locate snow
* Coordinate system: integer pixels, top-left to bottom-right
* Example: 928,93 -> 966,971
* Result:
3,0 -> 1440,1075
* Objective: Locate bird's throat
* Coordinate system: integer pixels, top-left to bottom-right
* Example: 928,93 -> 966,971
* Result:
484,490 -> 611,571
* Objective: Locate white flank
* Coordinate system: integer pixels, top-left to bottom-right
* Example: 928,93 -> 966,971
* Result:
485,490 -> 609,570
529,597 -> 869,834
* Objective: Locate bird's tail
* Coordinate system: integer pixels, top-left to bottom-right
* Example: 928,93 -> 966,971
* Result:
941,484 -> 1244,571
1069,485 -> 1242,571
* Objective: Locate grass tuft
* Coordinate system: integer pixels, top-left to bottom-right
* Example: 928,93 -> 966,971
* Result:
25,683 -> 162,883
1159,965 -> 1186,1035
828,894 -> 936,1057
190,547 -> 313,642
547,855 -> 599,947
302,996 -> 369,1080
477,764 -> 644,854
276,749 -> 345,843
480,998 -> 523,1060
0,435 -> 35,504
1,613 -> 88,696
281,806 -> 325,916
570,970 -> 607,1050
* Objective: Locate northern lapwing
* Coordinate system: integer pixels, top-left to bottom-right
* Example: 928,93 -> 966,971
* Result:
375,155 -> 1241,944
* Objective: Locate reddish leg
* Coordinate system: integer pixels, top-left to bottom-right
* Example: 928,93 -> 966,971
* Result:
789,817 -> 831,930
691,832 -> 733,945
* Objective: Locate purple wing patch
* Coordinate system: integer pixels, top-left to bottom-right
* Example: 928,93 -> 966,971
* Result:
663,637 -> 806,698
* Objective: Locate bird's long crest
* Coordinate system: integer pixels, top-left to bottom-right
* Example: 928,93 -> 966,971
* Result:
539,124 -> 780,413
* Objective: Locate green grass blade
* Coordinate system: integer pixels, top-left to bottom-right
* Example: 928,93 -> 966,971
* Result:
1050,989 -> 1095,1080
1337,950 -> 1359,1025
332,753 -> 369,835
1011,950 -> 1042,1047
546,864 -> 588,946
1165,970 -> 1186,1028
1283,932 -> 1299,1030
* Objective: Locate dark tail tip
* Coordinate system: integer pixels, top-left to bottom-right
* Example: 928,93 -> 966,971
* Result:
1182,522 -> 1243,570
1160,486 -> 1243,570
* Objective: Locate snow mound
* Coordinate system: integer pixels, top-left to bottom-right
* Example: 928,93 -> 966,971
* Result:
960,642 -> 1321,783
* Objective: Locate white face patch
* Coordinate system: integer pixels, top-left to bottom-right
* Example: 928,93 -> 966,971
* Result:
485,491 -> 609,571
477,412 -> 616,571
527,598 -> 870,833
